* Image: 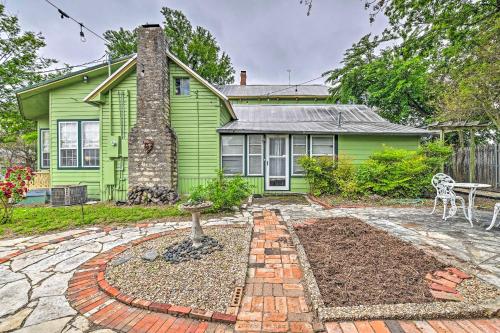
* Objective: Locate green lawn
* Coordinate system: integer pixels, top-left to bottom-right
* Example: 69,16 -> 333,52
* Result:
0,204 -> 188,237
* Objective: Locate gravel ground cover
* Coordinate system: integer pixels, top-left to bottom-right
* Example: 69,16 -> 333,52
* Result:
106,225 -> 251,312
295,217 -> 446,307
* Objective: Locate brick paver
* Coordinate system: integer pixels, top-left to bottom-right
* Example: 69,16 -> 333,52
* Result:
235,209 -> 315,332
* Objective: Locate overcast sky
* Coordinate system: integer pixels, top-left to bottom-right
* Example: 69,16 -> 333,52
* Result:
4,0 -> 387,85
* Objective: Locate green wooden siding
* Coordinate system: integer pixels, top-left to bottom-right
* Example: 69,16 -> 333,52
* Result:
48,75 -> 106,199
99,62 -> 226,197
338,135 -> 420,164
170,62 -> 224,195
100,71 -> 136,201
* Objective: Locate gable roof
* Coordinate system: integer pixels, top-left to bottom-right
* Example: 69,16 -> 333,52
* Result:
217,104 -> 431,136
16,57 -> 130,120
217,84 -> 330,98
84,52 -> 236,119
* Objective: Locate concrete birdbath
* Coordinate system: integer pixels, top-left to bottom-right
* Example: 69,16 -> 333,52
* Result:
179,201 -> 213,248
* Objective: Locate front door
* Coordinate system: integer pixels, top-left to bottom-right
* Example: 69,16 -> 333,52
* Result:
266,135 -> 289,191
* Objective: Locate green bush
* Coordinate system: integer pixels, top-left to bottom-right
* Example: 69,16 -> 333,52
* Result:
188,171 -> 253,212
299,155 -> 359,197
357,142 -> 452,198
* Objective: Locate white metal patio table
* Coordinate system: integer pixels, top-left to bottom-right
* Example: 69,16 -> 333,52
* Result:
444,182 -> 491,227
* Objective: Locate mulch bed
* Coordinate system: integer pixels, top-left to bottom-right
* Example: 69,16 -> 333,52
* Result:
295,217 -> 446,307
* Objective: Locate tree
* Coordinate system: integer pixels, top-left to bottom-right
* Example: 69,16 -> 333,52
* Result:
0,4 -> 56,167
436,16 -> 500,130
104,7 -> 235,85
326,0 -> 499,126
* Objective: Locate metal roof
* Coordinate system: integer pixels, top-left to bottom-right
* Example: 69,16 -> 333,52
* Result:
216,84 -> 330,97
217,104 -> 431,135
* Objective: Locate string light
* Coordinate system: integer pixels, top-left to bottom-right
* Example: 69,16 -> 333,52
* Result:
43,0 -> 107,43
79,24 -> 86,43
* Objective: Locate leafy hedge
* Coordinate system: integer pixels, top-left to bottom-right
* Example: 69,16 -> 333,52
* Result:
300,141 -> 451,198
188,171 -> 253,212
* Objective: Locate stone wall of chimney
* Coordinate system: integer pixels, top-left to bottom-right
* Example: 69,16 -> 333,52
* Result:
128,24 -> 178,203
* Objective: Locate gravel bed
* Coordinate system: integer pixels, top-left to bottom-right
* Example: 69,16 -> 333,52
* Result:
106,225 -> 251,312
286,216 -> 500,321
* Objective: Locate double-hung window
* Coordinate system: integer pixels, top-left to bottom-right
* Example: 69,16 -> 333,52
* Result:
292,135 -> 307,175
59,122 -> 78,168
40,129 -> 50,169
221,136 -> 244,175
82,121 -> 100,167
58,121 -> 100,168
247,135 -> 263,176
310,135 -> 334,158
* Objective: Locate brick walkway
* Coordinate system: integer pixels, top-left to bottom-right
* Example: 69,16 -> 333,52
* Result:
235,209 -> 315,332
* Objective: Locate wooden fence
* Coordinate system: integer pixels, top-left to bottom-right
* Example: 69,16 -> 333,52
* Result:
446,144 -> 500,191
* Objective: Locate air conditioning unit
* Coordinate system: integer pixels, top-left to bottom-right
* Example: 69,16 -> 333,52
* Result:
50,185 -> 87,206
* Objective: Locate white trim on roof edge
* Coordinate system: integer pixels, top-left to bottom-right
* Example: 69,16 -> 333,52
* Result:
83,52 -> 236,119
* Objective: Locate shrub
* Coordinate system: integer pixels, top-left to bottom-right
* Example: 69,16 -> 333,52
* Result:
188,170 -> 253,212
0,166 -> 33,223
299,155 -> 359,197
357,142 -> 452,198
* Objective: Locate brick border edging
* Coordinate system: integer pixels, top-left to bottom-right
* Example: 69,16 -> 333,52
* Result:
285,217 -> 494,322
67,227 -> 241,325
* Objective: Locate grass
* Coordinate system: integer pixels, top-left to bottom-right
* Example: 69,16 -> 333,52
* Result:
0,203 -> 189,238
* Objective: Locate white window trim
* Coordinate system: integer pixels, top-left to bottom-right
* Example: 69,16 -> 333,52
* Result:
40,129 -> 50,169
81,121 -> 100,168
221,135 -> 244,175
247,135 -> 263,176
310,135 -> 335,158
58,121 -> 79,168
291,135 -> 308,176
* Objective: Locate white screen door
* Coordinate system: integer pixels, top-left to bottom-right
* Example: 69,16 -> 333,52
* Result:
266,135 -> 289,191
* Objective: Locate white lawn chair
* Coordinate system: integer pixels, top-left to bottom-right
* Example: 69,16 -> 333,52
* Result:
486,203 -> 500,230
430,173 -> 466,220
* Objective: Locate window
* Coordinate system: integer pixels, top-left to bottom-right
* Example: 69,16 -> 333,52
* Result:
311,136 -> 334,158
82,121 -> 100,167
247,135 -> 263,176
175,77 -> 190,95
40,129 -> 50,169
59,122 -> 78,167
292,135 -> 307,175
221,135 -> 244,175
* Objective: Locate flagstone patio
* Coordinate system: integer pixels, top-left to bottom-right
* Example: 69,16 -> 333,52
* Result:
0,201 -> 498,333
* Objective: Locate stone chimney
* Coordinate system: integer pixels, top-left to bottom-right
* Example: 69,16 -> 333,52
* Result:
127,24 -> 177,203
240,70 -> 247,85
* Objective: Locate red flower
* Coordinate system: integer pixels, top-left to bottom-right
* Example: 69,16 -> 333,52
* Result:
26,176 -> 31,181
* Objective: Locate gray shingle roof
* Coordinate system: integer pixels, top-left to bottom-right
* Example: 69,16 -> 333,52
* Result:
217,104 -> 431,135
216,85 -> 330,97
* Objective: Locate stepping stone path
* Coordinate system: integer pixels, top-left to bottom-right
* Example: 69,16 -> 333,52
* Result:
0,205 -> 499,332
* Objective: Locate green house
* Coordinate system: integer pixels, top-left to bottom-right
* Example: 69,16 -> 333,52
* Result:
16,24 -> 429,201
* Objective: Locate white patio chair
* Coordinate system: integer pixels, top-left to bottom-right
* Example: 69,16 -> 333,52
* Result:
430,173 -> 466,220
486,203 -> 500,230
